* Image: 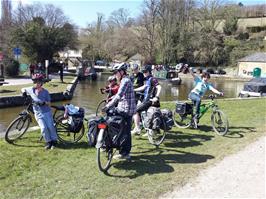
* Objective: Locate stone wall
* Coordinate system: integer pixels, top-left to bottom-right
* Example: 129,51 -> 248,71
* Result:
0,77 -> 79,108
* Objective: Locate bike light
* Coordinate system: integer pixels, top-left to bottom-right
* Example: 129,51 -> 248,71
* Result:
98,123 -> 107,129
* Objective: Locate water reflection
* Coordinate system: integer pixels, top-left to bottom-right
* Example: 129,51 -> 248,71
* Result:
0,74 -> 245,133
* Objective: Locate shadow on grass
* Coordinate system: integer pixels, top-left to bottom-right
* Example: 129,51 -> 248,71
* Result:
107,149 -> 214,179
57,141 -> 89,149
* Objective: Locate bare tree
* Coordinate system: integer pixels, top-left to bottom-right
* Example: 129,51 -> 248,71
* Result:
107,8 -> 134,28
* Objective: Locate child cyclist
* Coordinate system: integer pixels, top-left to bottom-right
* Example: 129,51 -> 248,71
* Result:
188,67 -> 223,124
100,75 -> 119,102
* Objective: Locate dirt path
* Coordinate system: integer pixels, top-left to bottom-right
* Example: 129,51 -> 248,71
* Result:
161,137 -> 265,198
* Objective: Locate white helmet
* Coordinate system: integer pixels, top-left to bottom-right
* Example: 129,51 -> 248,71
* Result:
112,62 -> 127,72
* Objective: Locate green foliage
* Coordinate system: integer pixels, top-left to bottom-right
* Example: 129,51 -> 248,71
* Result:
224,37 -> 241,49
4,59 -> 20,76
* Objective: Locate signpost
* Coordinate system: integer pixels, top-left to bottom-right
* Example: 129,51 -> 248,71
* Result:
13,47 -> 21,60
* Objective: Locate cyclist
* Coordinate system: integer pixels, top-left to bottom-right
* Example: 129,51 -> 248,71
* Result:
130,64 -> 144,103
100,75 -> 119,102
188,67 -> 223,124
102,63 -> 136,160
131,65 -> 161,135
22,73 -> 58,150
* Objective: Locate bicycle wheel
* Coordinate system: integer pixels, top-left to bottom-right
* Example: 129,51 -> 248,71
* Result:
97,147 -> 114,173
55,114 -> 84,144
173,110 -> 192,128
96,100 -> 107,117
211,110 -> 229,136
147,119 -> 167,146
5,115 -> 31,143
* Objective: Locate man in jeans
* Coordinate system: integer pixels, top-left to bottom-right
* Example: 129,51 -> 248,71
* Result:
103,63 -> 136,160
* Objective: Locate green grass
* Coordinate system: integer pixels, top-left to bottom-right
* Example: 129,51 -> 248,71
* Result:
0,76 -> 76,97
0,98 -> 265,199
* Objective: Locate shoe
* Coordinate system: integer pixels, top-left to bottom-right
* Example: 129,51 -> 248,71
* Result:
50,141 -> 57,150
113,154 -> 131,160
142,132 -> 148,137
45,142 -> 52,150
131,128 -> 141,135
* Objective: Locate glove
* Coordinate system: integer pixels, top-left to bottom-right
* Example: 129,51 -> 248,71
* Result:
219,92 -> 224,96
150,96 -> 159,103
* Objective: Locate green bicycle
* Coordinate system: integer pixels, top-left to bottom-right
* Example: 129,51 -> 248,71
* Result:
173,94 -> 229,136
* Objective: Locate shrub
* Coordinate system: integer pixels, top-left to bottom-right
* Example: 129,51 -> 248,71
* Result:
4,59 -> 20,76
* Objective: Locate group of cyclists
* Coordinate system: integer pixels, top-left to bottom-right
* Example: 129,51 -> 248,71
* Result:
23,61 -> 223,157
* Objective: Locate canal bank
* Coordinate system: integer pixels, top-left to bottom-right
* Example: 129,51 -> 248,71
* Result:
0,76 -> 78,108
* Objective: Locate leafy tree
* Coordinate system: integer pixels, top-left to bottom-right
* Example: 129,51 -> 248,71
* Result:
11,3 -> 78,63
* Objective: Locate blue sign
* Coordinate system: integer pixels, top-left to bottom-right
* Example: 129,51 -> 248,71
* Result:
13,48 -> 22,56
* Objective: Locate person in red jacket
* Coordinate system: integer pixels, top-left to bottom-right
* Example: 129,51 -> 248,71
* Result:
100,76 -> 119,101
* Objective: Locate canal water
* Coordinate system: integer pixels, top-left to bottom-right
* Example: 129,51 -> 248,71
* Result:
0,73 -> 245,134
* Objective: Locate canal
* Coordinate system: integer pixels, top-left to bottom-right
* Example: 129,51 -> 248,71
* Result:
0,74 -> 246,134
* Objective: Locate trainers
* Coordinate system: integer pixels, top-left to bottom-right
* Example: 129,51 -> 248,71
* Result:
44,142 -> 52,150
131,128 -> 141,135
113,154 -> 131,160
142,132 -> 148,137
50,141 -> 57,150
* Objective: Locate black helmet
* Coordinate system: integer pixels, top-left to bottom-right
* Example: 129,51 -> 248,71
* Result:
142,65 -> 152,73
112,62 -> 127,73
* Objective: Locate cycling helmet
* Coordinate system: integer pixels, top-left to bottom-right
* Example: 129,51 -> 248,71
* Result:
132,64 -> 139,70
32,73 -> 45,83
108,75 -> 117,82
141,65 -> 152,73
112,62 -> 127,73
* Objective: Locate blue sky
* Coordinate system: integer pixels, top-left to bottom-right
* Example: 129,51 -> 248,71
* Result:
1,0 -> 265,28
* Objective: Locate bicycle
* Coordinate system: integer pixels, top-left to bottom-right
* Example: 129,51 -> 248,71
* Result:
95,88 -> 112,117
173,94 -> 229,136
5,94 -> 85,144
95,109 -> 128,173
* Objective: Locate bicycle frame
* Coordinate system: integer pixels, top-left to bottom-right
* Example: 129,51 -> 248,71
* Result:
197,97 -> 219,120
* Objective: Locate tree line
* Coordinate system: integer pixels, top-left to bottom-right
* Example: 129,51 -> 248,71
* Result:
0,0 -> 265,76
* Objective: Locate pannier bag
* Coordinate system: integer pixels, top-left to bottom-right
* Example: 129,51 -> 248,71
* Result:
145,106 -> 162,130
161,108 -> 174,130
175,102 -> 192,115
106,115 -> 124,148
67,107 -> 84,133
87,117 -> 101,147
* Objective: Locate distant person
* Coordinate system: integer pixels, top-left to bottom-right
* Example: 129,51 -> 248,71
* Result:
59,61 -> 64,82
29,64 -> 35,77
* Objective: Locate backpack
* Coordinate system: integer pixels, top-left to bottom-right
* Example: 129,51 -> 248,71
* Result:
87,117 -> 101,147
145,106 -> 162,130
175,102 -> 192,115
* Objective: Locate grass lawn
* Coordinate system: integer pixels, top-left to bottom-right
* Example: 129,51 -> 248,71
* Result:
0,98 -> 265,199
0,76 -> 76,97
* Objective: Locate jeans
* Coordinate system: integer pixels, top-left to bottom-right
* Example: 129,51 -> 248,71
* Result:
35,111 -> 58,143
119,116 -> 132,156
189,92 -> 201,118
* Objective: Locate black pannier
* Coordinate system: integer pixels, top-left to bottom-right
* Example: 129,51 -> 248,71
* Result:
145,107 -> 162,130
87,117 -> 101,147
175,102 -> 192,114
68,108 -> 84,133
106,116 -> 124,148
161,109 -> 174,130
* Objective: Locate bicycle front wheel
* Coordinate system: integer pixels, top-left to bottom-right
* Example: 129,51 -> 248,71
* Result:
55,114 -> 84,144
147,120 -> 167,146
173,110 -> 192,128
211,110 -> 229,136
97,147 -> 114,173
96,100 -> 107,117
5,116 -> 31,143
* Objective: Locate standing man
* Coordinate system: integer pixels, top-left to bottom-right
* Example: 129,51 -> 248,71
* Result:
103,63 -> 136,160
59,61 -> 64,82
131,65 -> 161,135
130,64 -> 144,103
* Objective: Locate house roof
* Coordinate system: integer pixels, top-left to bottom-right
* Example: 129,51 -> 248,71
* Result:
238,52 -> 266,62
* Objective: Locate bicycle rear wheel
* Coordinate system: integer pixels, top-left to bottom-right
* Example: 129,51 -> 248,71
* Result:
5,116 -> 31,143
173,110 -> 192,128
211,110 -> 229,136
55,114 -> 84,144
96,100 -> 107,117
147,120 -> 167,146
97,147 -> 114,173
